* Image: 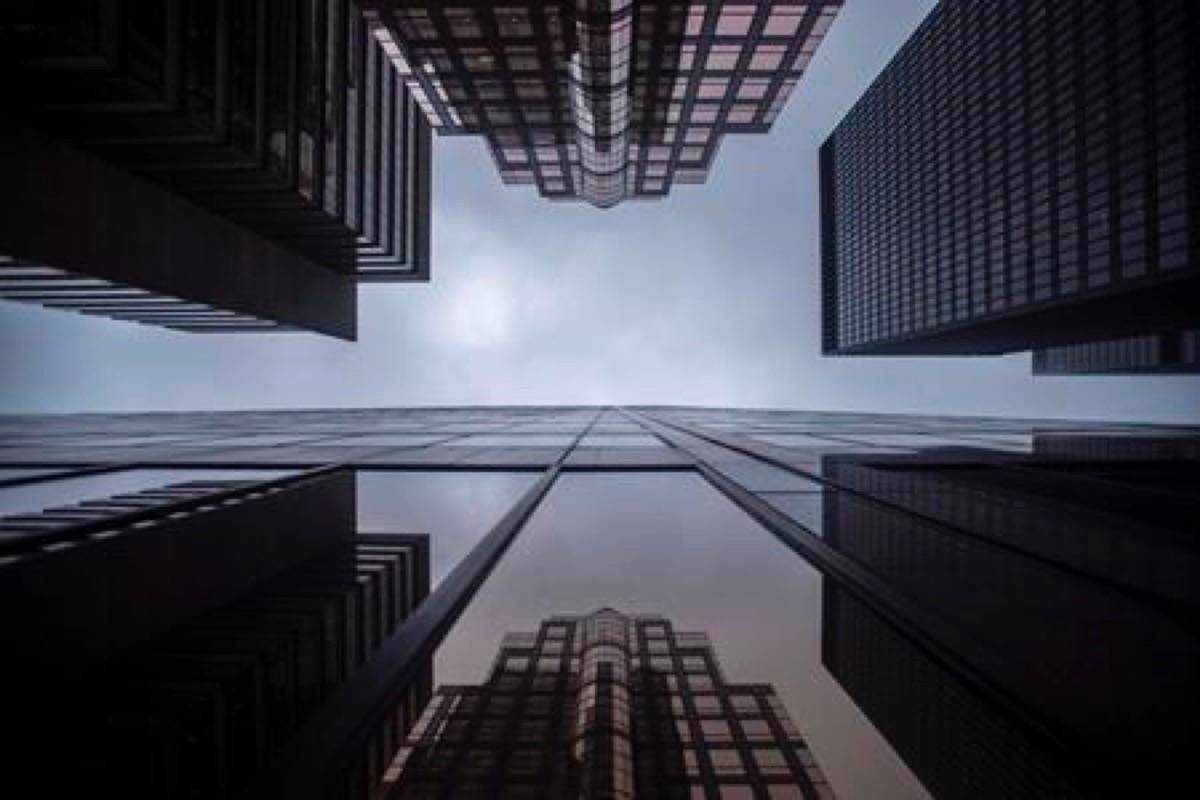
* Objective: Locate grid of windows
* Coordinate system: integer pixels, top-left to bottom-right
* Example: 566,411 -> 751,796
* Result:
1032,329 -> 1200,375
820,0 -> 1198,355
365,0 -> 842,206
384,610 -> 832,798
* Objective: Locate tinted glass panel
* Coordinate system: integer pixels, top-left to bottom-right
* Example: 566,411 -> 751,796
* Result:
357,470 -> 538,587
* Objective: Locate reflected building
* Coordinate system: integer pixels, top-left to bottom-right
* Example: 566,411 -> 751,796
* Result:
0,0 -> 432,339
820,0 -> 1199,367
3,469 -> 431,799
362,1 -> 842,207
383,609 -> 832,798
1032,329 -> 1200,375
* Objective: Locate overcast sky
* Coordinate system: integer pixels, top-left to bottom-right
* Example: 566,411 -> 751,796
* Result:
1,0 -> 1197,424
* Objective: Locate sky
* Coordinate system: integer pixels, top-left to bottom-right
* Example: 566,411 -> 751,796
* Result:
1,0 -> 1198,423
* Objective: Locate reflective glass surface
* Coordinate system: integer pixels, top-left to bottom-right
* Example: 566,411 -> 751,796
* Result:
356,470 -> 539,586
436,472 -> 926,799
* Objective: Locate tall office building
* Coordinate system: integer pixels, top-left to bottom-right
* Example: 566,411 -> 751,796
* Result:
383,609 -> 832,798
1,406 -> 1196,797
820,0 -> 1199,359
362,0 -> 841,207
0,0 -> 432,339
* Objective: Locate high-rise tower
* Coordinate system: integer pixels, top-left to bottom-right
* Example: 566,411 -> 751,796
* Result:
364,1 -> 842,207
820,0 -> 1198,362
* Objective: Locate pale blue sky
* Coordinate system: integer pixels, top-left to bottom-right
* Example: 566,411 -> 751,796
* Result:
1,0 -> 1197,423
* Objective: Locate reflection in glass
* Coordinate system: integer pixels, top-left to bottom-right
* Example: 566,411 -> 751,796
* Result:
40,535 -> 431,797
432,472 -> 925,798
817,475 -> 1200,798
384,609 -> 830,798
356,470 -> 539,586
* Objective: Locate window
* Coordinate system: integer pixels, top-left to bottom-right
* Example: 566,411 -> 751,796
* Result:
701,719 -> 732,741
716,6 -> 755,36
710,748 -> 746,775
753,748 -> 790,775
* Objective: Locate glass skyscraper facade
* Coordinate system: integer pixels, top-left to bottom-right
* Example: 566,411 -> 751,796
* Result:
363,0 -> 841,207
820,0 -> 1199,360
1,405 -> 1195,798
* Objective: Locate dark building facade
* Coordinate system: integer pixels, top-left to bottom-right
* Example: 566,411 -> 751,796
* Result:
384,609 -> 832,798
1032,329 -> 1200,375
0,406 -> 1196,798
0,0 -> 433,339
820,0 -> 1199,357
813,441 -> 1200,799
363,0 -> 841,207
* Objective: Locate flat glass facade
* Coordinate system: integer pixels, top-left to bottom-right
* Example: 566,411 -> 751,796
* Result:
0,406 -> 1195,798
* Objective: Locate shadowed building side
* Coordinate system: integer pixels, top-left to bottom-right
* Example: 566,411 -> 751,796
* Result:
820,0 -> 1199,358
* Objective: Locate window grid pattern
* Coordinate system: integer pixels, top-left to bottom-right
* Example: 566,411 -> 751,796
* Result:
365,0 -> 842,206
1032,329 -> 1200,375
384,610 -> 831,798
820,0 -> 1197,354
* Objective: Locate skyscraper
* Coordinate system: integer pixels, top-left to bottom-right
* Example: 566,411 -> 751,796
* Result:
0,0 -> 432,339
363,0 -> 842,207
820,0 -> 1199,359
383,609 -> 832,798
